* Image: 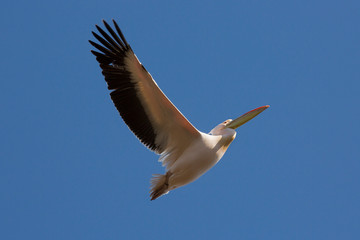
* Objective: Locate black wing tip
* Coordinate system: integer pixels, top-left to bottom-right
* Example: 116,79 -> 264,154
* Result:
91,31 -> 101,42
89,19 -> 131,55
111,20 -> 130,48
99,19 -> 114,29
91,19 -> 120,33
95,24 -> 104,33
88,39 -> 96,47
90,49 -> 102,57
102,20 -> 110,28
89,19 -> 163,154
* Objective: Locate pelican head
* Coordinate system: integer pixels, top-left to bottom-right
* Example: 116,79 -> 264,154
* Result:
211,105 -> 269,135
209,105 -> 269,151
210,119 -> 234,135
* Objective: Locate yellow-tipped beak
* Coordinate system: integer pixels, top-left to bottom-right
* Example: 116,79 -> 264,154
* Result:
225,105 -> 269,129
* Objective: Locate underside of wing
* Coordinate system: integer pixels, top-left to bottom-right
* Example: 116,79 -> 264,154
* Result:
89,20 -> 200,159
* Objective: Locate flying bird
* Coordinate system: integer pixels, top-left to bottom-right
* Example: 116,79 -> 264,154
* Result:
89,20 -> 269,200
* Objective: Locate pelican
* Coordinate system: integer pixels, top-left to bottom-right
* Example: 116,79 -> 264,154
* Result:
89,20 -> 269,200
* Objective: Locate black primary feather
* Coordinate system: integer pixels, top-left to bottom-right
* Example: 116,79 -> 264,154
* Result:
90,20 -> 161,152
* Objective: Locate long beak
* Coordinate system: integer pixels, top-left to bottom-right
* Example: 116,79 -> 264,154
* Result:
226,105 -> 269,129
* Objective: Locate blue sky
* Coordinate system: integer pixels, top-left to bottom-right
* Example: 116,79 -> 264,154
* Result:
1,0 -> 359,239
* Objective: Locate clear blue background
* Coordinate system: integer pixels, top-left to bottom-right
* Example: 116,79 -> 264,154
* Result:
1,0 -> 359,239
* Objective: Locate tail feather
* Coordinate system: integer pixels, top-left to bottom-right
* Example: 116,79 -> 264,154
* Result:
150,173 -> 170,200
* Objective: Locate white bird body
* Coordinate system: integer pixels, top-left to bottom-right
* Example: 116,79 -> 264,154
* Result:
90,20 -> 268,200
166,129 -> 236,191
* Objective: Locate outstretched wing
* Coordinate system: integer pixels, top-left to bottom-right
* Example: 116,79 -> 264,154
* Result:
89,20 -> 200,158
